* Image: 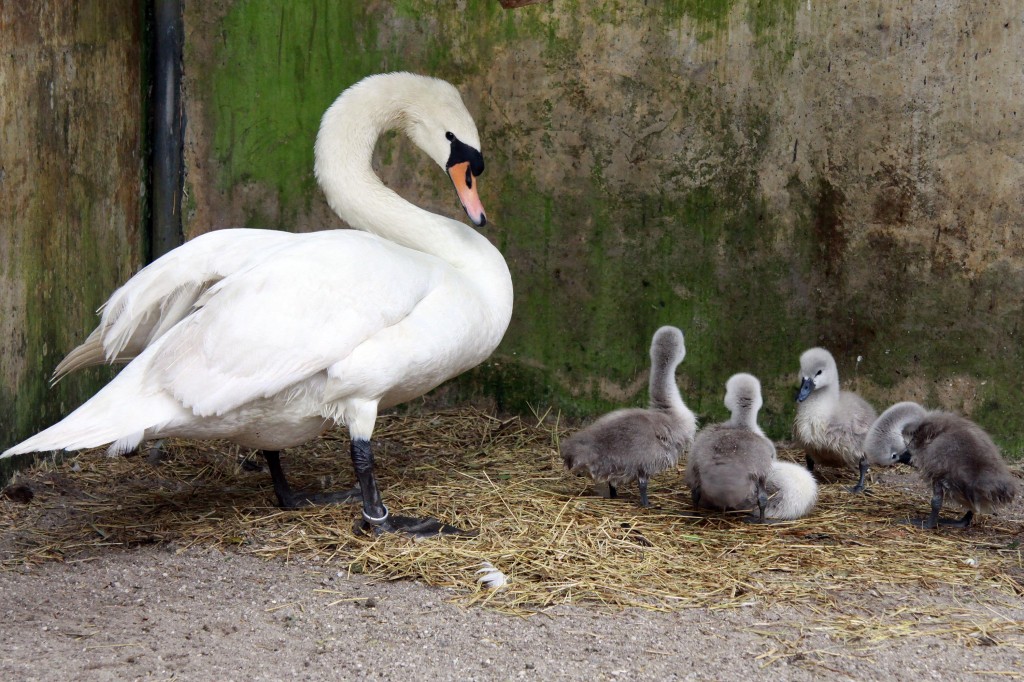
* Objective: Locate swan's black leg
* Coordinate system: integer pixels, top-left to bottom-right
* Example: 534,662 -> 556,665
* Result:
262,450 -> 361,509
906,480 -> 944,529
350,440 -> 385,520
849,457 -> 869,493
637,476 -> 650,508
804,454 -> 815,472
349,439 -> 474,538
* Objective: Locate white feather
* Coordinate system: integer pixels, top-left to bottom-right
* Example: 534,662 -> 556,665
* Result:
476,561 -> 508,589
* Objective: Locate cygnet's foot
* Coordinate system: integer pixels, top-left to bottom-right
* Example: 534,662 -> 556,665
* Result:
276,486 -> 362,510
742,515 -> 784,525
901,517 -> 936,529
353,514 -> 478,538
938,511 -> 974,528
903,511 -> 972,530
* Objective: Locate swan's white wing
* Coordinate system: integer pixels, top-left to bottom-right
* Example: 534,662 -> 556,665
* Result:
150,232 -> 438,417
53,229 -> 296,380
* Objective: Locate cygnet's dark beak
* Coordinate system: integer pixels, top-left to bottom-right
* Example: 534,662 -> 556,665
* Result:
897,449 -> 913,465
795,377 -> 814,402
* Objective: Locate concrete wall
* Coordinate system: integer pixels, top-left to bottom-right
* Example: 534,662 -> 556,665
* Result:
0,2 -> 146,475
180,1 -> 1023,455
5,1 -> 1016,463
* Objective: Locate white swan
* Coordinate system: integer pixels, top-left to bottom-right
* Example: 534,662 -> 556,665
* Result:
2,72 -> 513,536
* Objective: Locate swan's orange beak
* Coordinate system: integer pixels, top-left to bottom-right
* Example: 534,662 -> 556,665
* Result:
448,161 -> 487,227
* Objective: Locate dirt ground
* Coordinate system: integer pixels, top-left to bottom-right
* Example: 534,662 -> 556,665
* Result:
1,425 -> 1022,681
1,544 -> 1023,681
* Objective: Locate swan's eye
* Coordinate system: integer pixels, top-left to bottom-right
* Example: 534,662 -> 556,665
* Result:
445,131 -> 454,141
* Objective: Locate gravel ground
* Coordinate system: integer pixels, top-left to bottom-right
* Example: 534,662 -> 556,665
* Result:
2,541 -> 1023,681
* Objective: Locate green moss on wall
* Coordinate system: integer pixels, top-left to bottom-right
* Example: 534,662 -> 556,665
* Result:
1,1 -> 144,483
192,1 -> 1022,461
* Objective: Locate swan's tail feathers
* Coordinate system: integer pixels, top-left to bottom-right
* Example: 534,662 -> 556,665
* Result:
103,280 -> 208,363
1,413 -> 145,459
50,327 -> 109,385
50,280 -> 211,387
2,371 -> 178,460
107,432 -> 147,457
765,460 -> 819,520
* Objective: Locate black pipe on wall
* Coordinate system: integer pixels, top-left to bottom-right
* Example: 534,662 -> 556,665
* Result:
150,0 -> 184,260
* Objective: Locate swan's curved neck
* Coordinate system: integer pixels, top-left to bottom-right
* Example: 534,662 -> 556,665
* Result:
728,407 -> 763,435
649,359 -> 690,421
314,85 -> 481,268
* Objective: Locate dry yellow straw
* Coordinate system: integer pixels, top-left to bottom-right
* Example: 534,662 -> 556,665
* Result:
2,407 -> 1022,647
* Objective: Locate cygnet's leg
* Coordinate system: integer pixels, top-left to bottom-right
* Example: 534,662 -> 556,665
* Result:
637,476 -> 650,508
907,479 -> 945,529
804,454 -> 815,472
690,486 -> 702,511
744,480 -> 769,523
608,483 -> 619,499
849,457 -> 869,494
348,439 -> 474,538
262,450 -> 361,509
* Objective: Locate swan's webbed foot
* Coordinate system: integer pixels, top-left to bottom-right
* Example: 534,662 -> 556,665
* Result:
354,514 -> 477,538
348,438 -> 475,538
262,450 -> 361,509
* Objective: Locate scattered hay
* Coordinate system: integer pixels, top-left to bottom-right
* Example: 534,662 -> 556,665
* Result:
2,407 -> 1022,648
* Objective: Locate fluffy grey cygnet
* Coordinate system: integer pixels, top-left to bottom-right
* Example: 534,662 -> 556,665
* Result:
686,373 -> 775,521
864,401 -> 1017,529
561,326 -> 697,507
794,347 -> 878,492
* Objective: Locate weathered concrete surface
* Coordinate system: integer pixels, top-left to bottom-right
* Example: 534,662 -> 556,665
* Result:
0,2 -> 145,472
178,0 -> 1023,453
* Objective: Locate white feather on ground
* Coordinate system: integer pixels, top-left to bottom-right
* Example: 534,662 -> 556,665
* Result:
476,561 -> 508,589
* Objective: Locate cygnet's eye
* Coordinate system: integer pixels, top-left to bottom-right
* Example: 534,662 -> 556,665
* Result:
445,131 -> 454,141
890,452 -> 899,460
815,370 -> 823,377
